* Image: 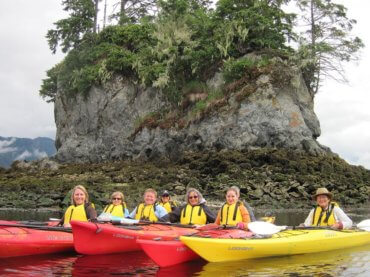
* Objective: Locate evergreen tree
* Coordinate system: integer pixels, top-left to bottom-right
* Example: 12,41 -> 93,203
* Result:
110,0 -> 158,25
46,0 -> 98,54
296,0 -> 364,94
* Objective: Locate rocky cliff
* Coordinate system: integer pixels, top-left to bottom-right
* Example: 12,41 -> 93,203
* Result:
54,59 -> 328,163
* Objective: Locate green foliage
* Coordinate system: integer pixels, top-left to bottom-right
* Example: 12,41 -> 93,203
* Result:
39,64 -> 61,102
214,0 -> 295,57
46,0 -> 96,54
41,0 -> 302,104
295,0 -> 365,94
222,56 -> 271,82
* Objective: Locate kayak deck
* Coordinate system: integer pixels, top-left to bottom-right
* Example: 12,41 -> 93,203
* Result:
180,229 -> 370,262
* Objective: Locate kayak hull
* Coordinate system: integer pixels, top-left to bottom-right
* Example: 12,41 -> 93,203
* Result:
0,221 -> 74,258
180,229 -> 370,262
138,239 -> 199,267
138,228 -> 253,267
71,221 -> 197,255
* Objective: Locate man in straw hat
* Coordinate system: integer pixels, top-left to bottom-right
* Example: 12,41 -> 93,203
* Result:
302,187 -> 352,229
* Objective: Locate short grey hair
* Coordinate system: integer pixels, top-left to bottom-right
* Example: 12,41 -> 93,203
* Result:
185,188 -> 204,204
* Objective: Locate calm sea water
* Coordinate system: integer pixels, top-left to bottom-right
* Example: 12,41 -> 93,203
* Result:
0,208 -> 369,276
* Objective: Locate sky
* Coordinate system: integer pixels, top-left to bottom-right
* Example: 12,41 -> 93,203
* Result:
0,1 -> 369,169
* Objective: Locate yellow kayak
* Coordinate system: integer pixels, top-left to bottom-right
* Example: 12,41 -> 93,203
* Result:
180,229 -> 370,262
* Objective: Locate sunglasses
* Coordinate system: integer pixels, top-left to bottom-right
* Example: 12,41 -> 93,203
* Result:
112,198 -> 122,200
188,195 -> 198,199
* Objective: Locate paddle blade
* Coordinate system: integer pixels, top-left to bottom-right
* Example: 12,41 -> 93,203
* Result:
120,218 -> 139,225
357,219 -> 370,231
248,221 -> 287,235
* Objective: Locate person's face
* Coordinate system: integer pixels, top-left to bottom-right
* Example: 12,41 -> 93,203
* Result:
161,195 -> 170,203
188,192 -> 199,206
226,190 -> 238,205
144,192 -> 156,205
112,194 -> 122,206
73,188 -> 86,206
316,194 -> 330,209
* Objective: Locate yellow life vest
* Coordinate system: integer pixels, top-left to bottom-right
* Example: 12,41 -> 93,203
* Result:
63,204 -> 88,225
180,204 -> 207,225
159,202 -> 172,213
135,203 -> 158,222
220,201 -> 243,226
312,202 -> 339,226
103,203 -> 127,217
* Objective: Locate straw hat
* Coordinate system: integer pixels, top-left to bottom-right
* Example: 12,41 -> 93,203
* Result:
313,187 -> 332,200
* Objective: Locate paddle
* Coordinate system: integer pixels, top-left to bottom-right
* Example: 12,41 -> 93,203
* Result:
0,222 -> 72,233
248,219 -> 370,235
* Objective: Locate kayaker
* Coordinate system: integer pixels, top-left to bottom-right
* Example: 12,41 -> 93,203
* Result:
62,185 -> 97,228
162,188 -> 215,225
302,187 -> 352,229
102,191 -> 129,218
214,186 -> 251,229
128,188 -> 168,222
159,190 -> 178,213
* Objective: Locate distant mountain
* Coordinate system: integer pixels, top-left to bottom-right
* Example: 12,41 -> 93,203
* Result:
0,136 -> 56,168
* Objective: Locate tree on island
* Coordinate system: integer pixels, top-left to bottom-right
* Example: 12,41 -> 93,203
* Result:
296,0 -> 364,95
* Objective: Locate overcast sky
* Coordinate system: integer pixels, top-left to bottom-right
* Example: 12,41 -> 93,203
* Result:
0,1 -> 369,169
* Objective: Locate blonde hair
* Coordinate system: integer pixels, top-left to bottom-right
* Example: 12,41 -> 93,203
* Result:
227,186 -> 240,198
111,191 -> 124,201
71,185 -> 89,205
186,188 -> 204,204
144,188 -> 157,198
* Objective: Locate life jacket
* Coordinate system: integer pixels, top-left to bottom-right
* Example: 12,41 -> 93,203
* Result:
312,201 -> 339,226
159,202 -> 172,213
159,200 -> 177,213
180,204 -> 207,225
63,203 -> 92,225
219,201 -> 243,226
135,203 -> 158,222
103,202 -> 127,217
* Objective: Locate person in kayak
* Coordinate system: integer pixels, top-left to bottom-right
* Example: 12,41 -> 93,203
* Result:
128,188 -> 168,222
302,187 -> 352,229
214,186 -> 251,229
162,188 -> 215,225
102,191 -> 129,218
159,190 -> 178,213
62,185 -> 97,227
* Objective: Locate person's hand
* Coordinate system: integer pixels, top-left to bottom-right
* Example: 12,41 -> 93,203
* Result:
331,222 -> 343,230
63,223 -> 71,228
236,222 -> 246,229
299,223 -> 305,227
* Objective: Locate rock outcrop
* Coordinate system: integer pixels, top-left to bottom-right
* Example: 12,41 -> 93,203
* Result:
54,61 -> 328,163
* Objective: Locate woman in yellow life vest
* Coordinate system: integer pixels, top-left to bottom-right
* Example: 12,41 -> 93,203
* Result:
159,190 -> 178,213
102,191 -> 129,218
215,186 -> 251,229
128,188 -> 168,222
163,188 -> 215,225
62,185 -> 97,227
302,187 -> 352,229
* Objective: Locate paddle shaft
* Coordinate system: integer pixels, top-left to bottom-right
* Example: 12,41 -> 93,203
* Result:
0,223 -> 72,233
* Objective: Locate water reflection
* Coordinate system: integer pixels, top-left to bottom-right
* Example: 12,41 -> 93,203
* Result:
72,252 -> 157,276
197,244 -> 370,277
0,244 -> 369,276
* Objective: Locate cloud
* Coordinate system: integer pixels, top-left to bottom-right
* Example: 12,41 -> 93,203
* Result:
15,150 -> 32,161
0,138 -> 17,154
33,149 -> 48,159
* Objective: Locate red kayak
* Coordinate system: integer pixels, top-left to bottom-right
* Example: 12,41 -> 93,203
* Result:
0,220 -> 74,258
138,226 -> 253,267
71,220 -> 198,255
138,239 -> 199,267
